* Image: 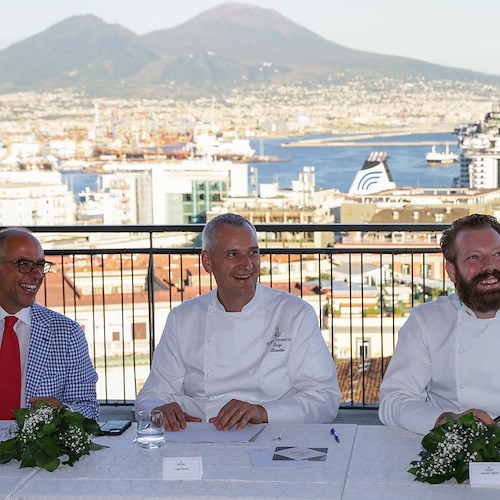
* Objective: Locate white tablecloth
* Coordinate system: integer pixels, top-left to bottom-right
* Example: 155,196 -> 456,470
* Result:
343,425 -> 500,500
2,423 -> 500,499
1,423 -> 355,499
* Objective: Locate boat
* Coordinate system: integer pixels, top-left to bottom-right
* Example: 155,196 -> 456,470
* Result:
348,151 -> 396,195
425,143 -> 458,165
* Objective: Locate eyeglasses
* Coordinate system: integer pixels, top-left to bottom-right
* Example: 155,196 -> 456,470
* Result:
0,259 -> 54,274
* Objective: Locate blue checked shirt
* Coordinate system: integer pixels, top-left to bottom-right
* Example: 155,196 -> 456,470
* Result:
25,303 -> 99,420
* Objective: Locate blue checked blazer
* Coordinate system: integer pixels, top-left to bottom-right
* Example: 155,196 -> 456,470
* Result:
25,303 -> 99,420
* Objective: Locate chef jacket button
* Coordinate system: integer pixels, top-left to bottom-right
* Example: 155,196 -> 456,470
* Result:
207,340 -> 213,345
458,349 -> 464,354
248,369 -> 254,375
253,340 -> 259,345
460,384 -> 465,389
207,370 -> 213,377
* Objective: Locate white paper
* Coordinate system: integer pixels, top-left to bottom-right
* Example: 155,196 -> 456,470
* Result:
248,448 -> 309,469
163,422 -> 265,443
163,457 -> 203,480
469,462 -> 500,487
273,447 -> 328,461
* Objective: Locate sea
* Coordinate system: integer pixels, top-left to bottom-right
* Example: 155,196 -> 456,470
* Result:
62,131 -> 461,198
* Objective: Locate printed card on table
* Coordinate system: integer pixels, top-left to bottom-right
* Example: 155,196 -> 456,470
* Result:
163,457 -> 203,480
272,447 -> 328,461
469,462 -> 500,488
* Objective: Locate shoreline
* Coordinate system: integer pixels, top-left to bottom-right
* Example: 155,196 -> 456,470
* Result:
280,127 -> 457,148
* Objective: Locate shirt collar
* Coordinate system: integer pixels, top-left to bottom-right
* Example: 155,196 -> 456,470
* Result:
0,306 -> 32,326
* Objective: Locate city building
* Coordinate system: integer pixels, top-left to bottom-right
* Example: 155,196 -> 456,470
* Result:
458,105 -> 500,189
0,168 -> 75,225
76,158 -> 248,224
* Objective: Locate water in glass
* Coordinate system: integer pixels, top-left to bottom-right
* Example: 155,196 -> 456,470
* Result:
136,409 -> 165,449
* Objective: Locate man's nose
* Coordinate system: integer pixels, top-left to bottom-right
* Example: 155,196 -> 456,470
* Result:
238,254 -> 253,268
481,255 -> 495,272
28,264 -> 44,277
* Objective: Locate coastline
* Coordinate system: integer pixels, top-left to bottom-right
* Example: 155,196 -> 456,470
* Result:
280,126 -> 457,148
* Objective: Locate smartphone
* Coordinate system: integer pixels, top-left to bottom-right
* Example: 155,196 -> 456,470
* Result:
100,420 -> 132,435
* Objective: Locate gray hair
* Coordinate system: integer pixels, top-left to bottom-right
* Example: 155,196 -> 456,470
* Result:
201,213 -> 257,255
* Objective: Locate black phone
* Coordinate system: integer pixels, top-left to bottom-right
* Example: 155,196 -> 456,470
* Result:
100,420 -> 132,435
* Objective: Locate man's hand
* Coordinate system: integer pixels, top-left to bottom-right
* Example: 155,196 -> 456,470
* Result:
435,408 -> 495,428
156,402 -> 202,432
29,397 -> 61,408
209,399 -> 268,430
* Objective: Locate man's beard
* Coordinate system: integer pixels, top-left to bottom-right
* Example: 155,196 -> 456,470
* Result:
454,268 -> 500,314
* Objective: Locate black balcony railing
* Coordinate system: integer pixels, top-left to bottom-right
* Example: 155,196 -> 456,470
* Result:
17,223 -> 451,409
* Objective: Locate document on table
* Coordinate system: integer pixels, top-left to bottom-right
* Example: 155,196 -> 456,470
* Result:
273,447 -> 328,461
163,422 -> 265,443
248,448 -> 310,469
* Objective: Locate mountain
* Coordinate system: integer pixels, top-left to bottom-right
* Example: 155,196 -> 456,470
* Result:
0,14 -> 159,94
0,2 -> 498,97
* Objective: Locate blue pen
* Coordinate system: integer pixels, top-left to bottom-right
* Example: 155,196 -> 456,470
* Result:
330,428 -> 340,443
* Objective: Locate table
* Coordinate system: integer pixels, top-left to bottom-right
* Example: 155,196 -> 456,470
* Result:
342,425 -> 500,500
2,423 -> 500,499
1,423 -> 356,499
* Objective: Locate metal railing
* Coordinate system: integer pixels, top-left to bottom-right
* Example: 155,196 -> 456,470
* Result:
21,223 -> 451,409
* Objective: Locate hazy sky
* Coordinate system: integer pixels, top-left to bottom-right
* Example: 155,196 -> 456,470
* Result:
2,0 -> 499,76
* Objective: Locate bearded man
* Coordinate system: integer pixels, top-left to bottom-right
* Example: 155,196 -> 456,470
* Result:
379,213 -> 500,434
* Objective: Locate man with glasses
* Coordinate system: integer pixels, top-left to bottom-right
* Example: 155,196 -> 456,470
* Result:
0,227 -> 98,420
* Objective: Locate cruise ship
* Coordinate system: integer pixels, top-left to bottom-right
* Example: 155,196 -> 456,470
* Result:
425,144 -> 458,165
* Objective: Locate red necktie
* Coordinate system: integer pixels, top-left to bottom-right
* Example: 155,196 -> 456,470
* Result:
0,316 -> 21,419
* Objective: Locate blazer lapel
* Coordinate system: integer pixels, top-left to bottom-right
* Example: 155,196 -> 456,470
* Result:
25,304 -> 53,403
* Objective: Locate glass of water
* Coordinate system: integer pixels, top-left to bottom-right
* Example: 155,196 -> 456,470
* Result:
136,409 -> 165,449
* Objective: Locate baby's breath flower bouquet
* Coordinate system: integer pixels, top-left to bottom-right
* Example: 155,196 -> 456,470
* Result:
409,412 -> 500,484
0,403 -> 106,472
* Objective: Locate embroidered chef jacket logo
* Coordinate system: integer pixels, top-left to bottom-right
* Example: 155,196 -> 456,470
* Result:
266,325 -> 291,352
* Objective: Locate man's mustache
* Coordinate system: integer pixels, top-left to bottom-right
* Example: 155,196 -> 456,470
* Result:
469,269 -> 500,286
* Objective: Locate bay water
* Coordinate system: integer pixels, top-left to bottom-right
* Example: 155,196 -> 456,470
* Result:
62,132 -> 460,198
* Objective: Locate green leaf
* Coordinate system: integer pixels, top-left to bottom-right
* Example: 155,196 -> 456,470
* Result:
38,421 -> 58,437
12,407 -> 30,429
89,441 -> 108,451
421,425 -> 446,452
0,438 -> 17,464
39,436 -> 61,458
40,458 -> 61,472
83,418 -> 101,435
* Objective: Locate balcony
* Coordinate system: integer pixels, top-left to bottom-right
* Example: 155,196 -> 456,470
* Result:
25,222 -> 451,417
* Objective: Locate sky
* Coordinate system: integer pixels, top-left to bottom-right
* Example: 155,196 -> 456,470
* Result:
2,0 -> 500,76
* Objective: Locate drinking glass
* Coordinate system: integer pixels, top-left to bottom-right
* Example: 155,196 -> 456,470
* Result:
136,409 -> 165,449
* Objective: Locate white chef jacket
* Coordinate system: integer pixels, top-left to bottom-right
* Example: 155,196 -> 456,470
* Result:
136,283 -> 340,423
379,293 -> 500,434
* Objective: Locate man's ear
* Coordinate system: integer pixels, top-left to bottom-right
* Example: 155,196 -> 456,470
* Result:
445,260 -> 457,284
201,250 -> 212,273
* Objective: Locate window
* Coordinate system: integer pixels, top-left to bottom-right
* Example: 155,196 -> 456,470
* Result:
132,322 -> 147,340
357,339 -> 370,360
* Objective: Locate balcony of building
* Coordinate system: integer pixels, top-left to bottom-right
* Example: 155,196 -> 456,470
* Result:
21,222 -> 452,423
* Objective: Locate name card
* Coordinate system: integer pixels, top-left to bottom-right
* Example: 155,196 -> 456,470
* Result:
469,462 -> 500,488
163,457 -> 203,480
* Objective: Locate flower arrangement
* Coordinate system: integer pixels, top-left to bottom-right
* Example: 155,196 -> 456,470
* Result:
409,412 -> 500,484
0,403 -> 106,472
